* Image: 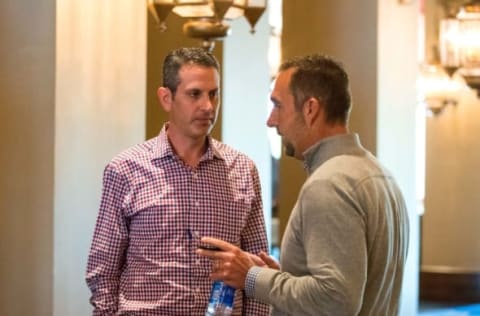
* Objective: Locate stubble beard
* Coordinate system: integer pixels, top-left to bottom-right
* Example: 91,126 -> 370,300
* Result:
283,141 -> 295,157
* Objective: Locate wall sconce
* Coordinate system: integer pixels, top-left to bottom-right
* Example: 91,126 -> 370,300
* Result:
439,0 -> 480,96
417,63 -> 467,116
147,0 -> 266,51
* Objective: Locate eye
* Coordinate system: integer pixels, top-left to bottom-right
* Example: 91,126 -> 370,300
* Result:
208,90 -> 219,99
188,90 -> 201,99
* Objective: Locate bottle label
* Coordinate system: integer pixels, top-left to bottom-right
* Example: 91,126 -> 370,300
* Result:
205,281 -> 235,316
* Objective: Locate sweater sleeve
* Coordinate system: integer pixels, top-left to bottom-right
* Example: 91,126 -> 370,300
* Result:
252,178 -> 368,316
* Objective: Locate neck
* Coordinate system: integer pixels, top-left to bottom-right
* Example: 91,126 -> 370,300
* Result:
166,129 -> 208,168
320,124 -> 348,138
300,123 -> 348,159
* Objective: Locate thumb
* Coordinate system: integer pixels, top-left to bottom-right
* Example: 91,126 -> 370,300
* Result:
259,251 -> 280,270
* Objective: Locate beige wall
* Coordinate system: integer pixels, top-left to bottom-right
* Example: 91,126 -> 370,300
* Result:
423,91 -> 480,270
0,1 -> 55,315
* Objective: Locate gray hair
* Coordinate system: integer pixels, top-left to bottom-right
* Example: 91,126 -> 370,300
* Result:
163,47 -> 220,95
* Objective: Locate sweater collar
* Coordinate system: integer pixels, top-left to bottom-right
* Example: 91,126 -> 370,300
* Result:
302,133 -> 365,175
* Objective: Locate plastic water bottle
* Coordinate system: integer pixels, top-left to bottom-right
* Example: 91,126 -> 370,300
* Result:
205,280 -> 235,316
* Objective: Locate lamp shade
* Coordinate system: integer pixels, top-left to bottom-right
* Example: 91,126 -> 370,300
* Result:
457,0 -> 480,95
147,0 -> 176,31
172,0 -> 215,18
439,16 -> 461,76
417,64 -> 467,115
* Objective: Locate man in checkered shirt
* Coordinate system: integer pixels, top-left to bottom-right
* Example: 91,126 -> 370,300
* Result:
85,47 -> 269,315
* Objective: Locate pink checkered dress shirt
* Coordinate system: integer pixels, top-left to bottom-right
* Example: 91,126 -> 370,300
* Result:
86,125 -> 269,315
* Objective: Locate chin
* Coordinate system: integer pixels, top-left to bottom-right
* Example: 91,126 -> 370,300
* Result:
192,126 -> 211,138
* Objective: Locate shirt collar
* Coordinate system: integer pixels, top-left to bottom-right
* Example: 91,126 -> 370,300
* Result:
302,133 -> 365,175
152,123 -> 224,162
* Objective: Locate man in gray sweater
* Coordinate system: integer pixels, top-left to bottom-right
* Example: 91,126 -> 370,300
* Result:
197,54 -> 409,316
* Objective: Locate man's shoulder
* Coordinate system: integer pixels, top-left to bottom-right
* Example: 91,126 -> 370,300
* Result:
107,137 -> 157,170
210,138 -> 255,165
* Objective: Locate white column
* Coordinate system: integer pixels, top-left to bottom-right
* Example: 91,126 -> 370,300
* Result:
222,10 -> 273,244
54,1 -> 146,314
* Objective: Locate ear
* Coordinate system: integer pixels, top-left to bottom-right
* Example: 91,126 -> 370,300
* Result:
302,97 -> 321,127
157,87 -> 173,112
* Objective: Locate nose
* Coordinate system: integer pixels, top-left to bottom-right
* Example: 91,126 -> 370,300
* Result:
201,95 -> 216,112
266,109 -> 277,127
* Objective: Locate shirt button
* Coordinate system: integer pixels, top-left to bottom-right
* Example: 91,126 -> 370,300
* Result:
192,172 -> 198,179
195,201 -> 200,207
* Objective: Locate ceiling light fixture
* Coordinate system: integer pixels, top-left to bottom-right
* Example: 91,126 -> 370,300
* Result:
417,63 -> 467,115
147,0 -> 267,51
439,0 -> 480,96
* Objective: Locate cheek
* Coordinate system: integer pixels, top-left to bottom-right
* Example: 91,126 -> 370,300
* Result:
281,118 -> 299,140
278,114 -> 291,129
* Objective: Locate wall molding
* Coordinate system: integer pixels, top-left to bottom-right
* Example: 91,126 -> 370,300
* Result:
420,265 -> 480,302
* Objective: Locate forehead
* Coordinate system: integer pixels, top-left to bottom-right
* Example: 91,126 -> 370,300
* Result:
178,64 -> 219,85
271,68 -> 295,100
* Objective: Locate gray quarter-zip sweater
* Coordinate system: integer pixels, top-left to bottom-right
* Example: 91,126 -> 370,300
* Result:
246,133 -> 409,316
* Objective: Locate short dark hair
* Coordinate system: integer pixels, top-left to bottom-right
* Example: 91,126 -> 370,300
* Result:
279,54 -> 352,124
163,47 -> 220,95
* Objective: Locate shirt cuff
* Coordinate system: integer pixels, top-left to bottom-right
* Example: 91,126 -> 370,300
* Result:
245,266 -> 262,298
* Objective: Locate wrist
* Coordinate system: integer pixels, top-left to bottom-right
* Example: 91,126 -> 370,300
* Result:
244,266 -> 262,298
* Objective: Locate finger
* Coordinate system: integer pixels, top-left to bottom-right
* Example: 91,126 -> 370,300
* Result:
209,269 -> 227,282
196,248 -> 227,260
214,260 -> 225,274
200,237 -> 237,252
249,254 -> 266,266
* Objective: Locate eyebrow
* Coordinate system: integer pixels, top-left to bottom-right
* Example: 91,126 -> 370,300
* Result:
270,96 -> 280,105
184,87 -> 218,94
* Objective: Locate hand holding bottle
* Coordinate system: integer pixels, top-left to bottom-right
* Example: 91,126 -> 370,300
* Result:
197,237 -> 262,290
